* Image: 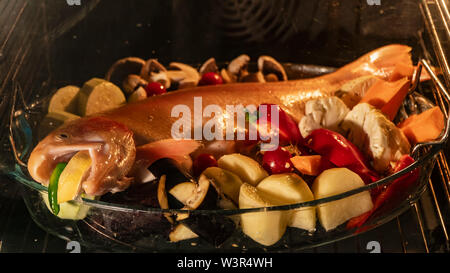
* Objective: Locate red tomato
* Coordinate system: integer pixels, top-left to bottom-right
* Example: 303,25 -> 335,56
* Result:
262,147 -> 294,174
199,72 -> 223,86
145,82 -> 167,96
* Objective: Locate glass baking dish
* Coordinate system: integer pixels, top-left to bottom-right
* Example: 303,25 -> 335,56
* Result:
0,0 -> 449,252
4,59 -> 448,252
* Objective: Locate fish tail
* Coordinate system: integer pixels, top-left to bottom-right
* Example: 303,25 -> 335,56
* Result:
339,44 -> 414,81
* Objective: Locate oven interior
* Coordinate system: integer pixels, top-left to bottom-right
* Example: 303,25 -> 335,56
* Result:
0,0 -> 448,252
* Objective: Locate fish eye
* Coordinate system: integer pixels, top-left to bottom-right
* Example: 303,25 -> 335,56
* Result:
56,133 -> 69,140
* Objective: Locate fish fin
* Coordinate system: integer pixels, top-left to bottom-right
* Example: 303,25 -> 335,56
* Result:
135,139 -> 202,174
342,44 -> 414,81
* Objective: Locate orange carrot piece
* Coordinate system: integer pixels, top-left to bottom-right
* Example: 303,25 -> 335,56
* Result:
290,155 -> 333,176
398,106 -> 445,144
360,77 -> 410,120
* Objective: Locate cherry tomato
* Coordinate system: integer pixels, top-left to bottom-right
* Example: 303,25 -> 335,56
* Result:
262,147 -> 294,174
199,72 -> 223,86
193,153 -> 218,177
145,82 -> 166,96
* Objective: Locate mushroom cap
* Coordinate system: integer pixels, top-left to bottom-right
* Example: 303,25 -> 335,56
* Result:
140,59 -> 167,81
105,57 -> 146,87
167,62 -> 201,89
122,74 -> 148,94
258,55 -> 287,81
199,58 -> 219,75
227,54 -> 250,78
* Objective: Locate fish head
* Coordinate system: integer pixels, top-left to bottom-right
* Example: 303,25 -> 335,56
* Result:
27,116 -> 136,195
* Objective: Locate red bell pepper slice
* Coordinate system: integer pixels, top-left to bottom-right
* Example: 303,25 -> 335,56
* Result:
256,103 -> 303,146
303,128 -> 379,184
346,155 -> 420,229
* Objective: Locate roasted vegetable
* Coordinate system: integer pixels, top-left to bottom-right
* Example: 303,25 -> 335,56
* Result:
48,163 -> 67,215
290,155 -> 334,176
313,168 -> 373,231
78,78 -> 126,116
398,106 -> 445,145
202,167 -> 243,205
170,174 -> 235,246
360,77 -> 410,120
256,103 -> 303,146
304,128 -> 379,184
217,153 -> 268,186
347,155 -> 419,229
239,183 -> 287,246
257,173 -> 316,232
48,85 -> 80,114
148,158 -> 194,190
341,103 -> 411,173
261,146 -> 294,175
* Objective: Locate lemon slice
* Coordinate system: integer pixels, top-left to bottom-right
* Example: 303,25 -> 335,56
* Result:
57,151 -> 92,204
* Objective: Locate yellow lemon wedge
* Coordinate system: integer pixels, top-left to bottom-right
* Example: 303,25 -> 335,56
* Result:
57,151 -> 92,204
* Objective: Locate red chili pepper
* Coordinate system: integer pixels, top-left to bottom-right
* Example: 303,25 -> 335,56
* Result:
303,128 -> 379,184
256,103 -> 303,146
346,155 -> 420,229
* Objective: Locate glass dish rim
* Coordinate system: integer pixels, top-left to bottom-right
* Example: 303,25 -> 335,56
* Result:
5,59 -> 449,216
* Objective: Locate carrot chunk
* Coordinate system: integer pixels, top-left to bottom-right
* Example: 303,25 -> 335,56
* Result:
290,155 -> 333,176
398,106 -> 445,144
360,77 -> 410,120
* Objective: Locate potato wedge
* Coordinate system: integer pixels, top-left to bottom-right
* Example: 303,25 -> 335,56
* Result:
218,154 -> 268,186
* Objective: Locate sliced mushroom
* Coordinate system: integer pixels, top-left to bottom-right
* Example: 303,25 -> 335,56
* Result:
220,68 -> 236,83
105,57 -> 146,88
140,59 -> 167,81
127,86 -> 147,103
150,72 -> 171,89
184,174 -> 212,210
264,73 -> 279,82
122,74 -> 148,94
258,55 -> 287,81
175,174 -> 215,221
157,175 -> 174,224
241,71 -> 266,83
228,54 -> 250,81
199,57 -> 219,75
167,62 -> 201,89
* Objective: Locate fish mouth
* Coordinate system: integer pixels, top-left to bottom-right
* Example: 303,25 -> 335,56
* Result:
27,141 -> 105,186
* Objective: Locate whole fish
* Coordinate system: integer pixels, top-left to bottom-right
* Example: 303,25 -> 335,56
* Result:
27,44 -> 414,196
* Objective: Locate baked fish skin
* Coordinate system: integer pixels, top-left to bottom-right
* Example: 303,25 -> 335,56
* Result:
27,44 -> 413,196
99,44 -> 413,144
